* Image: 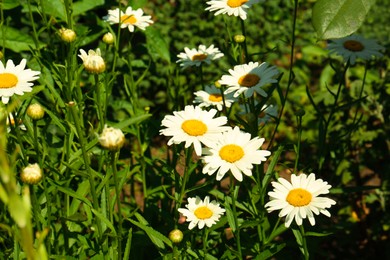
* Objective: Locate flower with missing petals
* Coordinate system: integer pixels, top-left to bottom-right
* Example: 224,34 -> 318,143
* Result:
104,7 -> 153,32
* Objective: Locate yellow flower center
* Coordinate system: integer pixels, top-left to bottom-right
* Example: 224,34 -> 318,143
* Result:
219,144 -> 244,163
227,0 -> 249,8
121,15 -> 137,25
181,119 -> 207,136
343,40 -> 364,52
238,73 -> 260,87
194,206 -> 213,219
286,188 -> 312,207
208,94 -> 223,102
192,54 -> 208,61
0,73 -> 18,88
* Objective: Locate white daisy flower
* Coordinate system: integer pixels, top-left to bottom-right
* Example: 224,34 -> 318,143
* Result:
178,196 -> 226,230
265,173 -> 336,228
160,105 -> 229,156
327,34 -> 384,65
0,59 -> 40,104
177,44 -> 224,69
202,126 -> 271,181
104,6 -> 153,32
194,84 -> 236,111
205,0 -> 261,20
220,61 -> 279,98
78,48 -> 106,74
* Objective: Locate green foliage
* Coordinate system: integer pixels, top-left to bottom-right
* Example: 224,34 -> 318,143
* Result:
312,0 -> 376,39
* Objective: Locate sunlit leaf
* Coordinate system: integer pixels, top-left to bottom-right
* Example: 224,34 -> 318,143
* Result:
145,27 -> 171,63
0,26 -> 45,52
312,0 -> 376,39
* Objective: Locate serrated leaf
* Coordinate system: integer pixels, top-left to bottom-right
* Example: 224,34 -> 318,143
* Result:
145,27 -> 171,63
0,26 -> 45,52
312,0 -> 376,39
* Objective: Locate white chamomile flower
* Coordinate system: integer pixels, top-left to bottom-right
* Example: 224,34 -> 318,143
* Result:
0,59 -> 40,104
104,6 -> 153,32
194,84 -> 236,111
265,173 -> 336,228
205,0 -> 261,20
78,48 -> 106,74
327,34 -> 384,65
202,126 -> 271,181
160,105 -> 229,156
177,44 -> 224,69
178,196 -> 225,230
220,61 -> 279,98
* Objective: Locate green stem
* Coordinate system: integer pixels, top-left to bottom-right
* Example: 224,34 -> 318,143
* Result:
294,113 -> 303,174
176,146 -> 193,217
240,19 -> 248,63
111,151 -> 123,259
68,105 -> 102,239
267,0 -> 299,150
202,228 -> 209,256
94,74 -> 105,131
230,176 -> 242,260
299,225 -> 309,260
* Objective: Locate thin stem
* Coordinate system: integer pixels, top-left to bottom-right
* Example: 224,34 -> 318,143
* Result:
230,176 -> 242,260
240,19 -> 248,63
94,74 -> 105,131
111,151 -> 123,259
294,113 -> 303,174
202,228 -> 209,256
267,0 -> 299,150
299,225 -> 309,260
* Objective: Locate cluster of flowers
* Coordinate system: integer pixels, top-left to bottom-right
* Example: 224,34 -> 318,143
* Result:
1,1 -> 384,232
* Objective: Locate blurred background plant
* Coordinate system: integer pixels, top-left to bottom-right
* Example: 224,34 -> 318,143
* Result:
0,0 -> 389,259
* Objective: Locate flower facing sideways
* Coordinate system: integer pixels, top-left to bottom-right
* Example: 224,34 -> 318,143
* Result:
178,196 -> 225,230
177,44 -> 224,69
327,34 -> 384,65
202,126 -> 271,181
206,0 -> 261,20
160,105 -> 229,156
0,59 -> 40,104
104,6 -> 153,32
78,48 -> 106,74
194,84 -> 236,111
265,173 -> 336,228
220,61 -> 279,98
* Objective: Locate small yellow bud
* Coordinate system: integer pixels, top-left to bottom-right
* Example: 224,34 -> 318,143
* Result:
59,28 -> 77,43
0,50 -> 3,60
27,103 -> 45,120
102,32 -> 115,45
99,125 -> 125,151
168,229 -> 183,244
20,163 -> 43,185
234,35 -> 245,43
214,80 -> 222,88
78,48 -> 106,74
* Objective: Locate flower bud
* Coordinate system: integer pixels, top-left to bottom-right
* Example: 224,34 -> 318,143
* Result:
169,229 -> 183,244
0,51 -> 3,60
214,80 -> 222,89
27,103 -> 45,120
59,28 -> 77,43
20,163 -> 43,185
102,32 -> 115,45
99,125 -> 125,151
78,48 -> 106,74
234,35 -> 245,43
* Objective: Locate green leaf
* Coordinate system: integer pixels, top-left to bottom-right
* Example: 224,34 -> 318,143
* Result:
224,198 -> 236,232
0,0 -> 20,10
111,114 -> 152,129
73,0 -> 104,16
0,26 -> 45,52
145,27 -> 171,63
305,231 -> 333,237
254,243 -> 286,260
128,215 -> 173,250
40,0 -> 67,21
312,0 -> 376,39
